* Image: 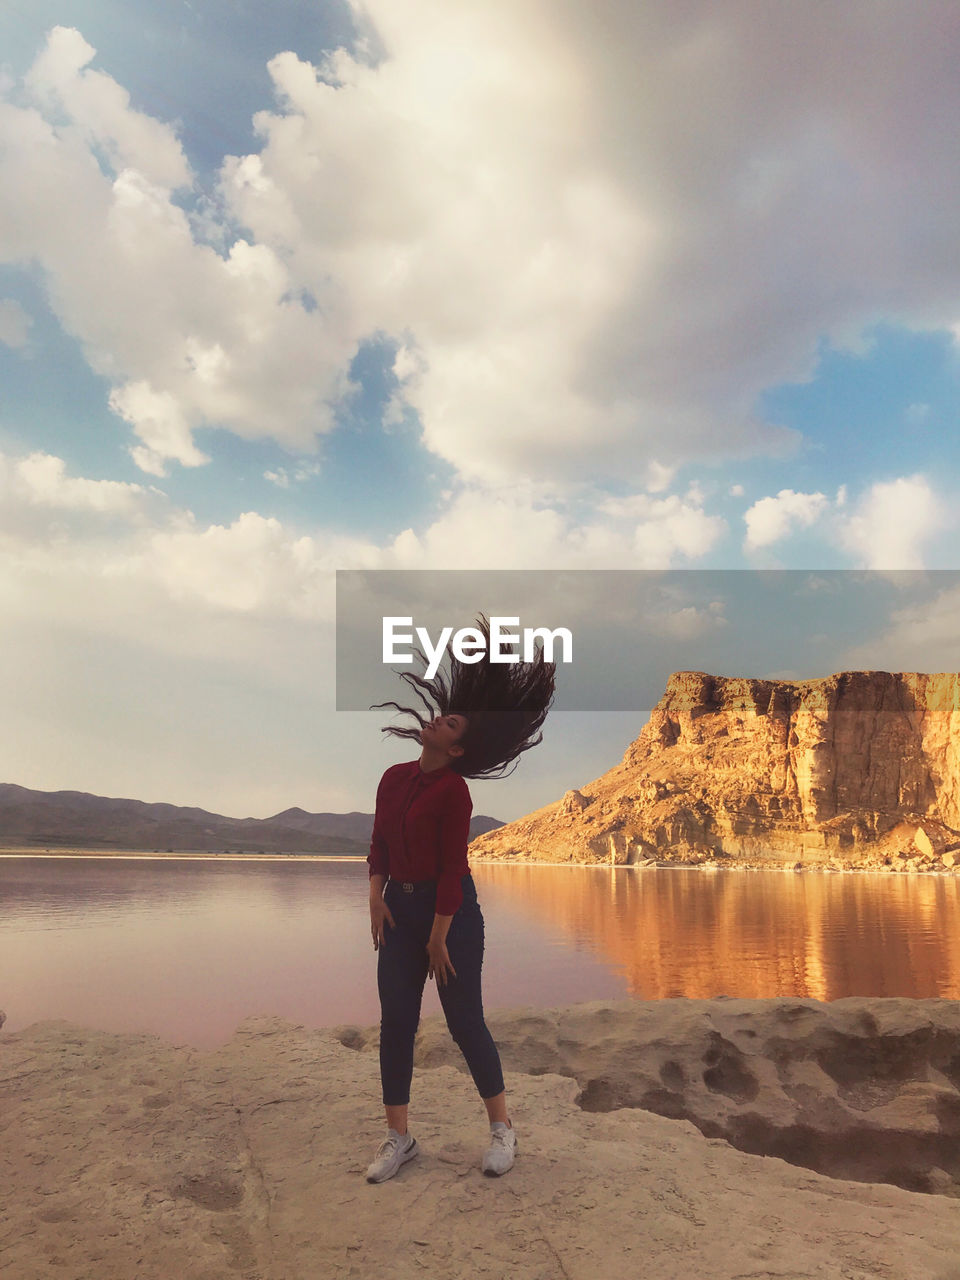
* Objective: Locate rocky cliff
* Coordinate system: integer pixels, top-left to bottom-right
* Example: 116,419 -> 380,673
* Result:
469,670 -> 960,869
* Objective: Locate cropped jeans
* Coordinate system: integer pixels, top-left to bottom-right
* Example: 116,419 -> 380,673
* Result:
377,872 -> 505,1106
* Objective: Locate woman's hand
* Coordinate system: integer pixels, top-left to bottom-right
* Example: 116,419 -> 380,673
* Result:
370,895 -> 395,950
426,937 -> 457,987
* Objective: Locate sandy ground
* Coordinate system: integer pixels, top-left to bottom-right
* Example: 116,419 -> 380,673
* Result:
3,996 -> 960,1280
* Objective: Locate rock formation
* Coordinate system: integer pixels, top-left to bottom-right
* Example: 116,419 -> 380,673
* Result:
6,1001 -> 960,1278
402,995 -> 960,1198
470,670 -> 960,869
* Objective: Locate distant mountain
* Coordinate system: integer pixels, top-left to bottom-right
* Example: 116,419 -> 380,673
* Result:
265,806 -> 503,842
0,784 -> 503,854
265,808 -> 378,843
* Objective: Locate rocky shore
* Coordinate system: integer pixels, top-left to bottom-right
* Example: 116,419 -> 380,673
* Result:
4,996 -> 960,1279
471,670 -> 960,875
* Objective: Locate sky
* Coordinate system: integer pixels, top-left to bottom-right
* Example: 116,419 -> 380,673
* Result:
1,0 -> 960,823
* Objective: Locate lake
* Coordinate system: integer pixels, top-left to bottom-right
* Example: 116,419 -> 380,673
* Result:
1,855 -> 959,1050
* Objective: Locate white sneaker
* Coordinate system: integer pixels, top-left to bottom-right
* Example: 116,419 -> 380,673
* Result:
482,1121 -> 518,1176
366,1128 -> 418,1183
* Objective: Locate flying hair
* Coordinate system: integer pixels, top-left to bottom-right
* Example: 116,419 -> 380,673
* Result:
372,613 -> 557,779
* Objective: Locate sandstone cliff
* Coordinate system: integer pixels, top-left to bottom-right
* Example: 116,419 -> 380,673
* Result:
470,670 -> 960,869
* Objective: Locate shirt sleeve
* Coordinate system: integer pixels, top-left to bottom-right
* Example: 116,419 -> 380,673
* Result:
434,778 -> 472,915
367,773 -> 390,882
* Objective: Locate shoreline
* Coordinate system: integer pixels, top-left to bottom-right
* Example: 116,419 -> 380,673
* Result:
2,847 -> 959,874
0,849 -> 363,862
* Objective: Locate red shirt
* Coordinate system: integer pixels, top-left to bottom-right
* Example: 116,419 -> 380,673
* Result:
367,760 -> 472,915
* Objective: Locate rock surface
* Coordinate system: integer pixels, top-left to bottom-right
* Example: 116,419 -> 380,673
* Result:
471,670 -> 960,869
5,998 -> 960,1279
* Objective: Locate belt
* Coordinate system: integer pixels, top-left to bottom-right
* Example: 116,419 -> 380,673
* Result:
389,877 -> 437,894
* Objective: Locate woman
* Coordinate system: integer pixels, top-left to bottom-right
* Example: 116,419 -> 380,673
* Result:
365,614 -> 556,1184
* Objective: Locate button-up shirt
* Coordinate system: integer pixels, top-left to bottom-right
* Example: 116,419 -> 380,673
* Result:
367,760 -> 473,915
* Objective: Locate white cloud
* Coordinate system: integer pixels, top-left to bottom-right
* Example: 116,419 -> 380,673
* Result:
24,26 -> 191,190
0,444 -> 731,660
387,482 -> 727,569
741,476 -> 951,566
843,582 -> 960,674
0,450 -> 384,642
0,34 -> 356,476
633,496 -> 726,565
109,381 -> 211,476
743,489 -> 829,550
0,451 -> 167,553
644,461 -> 677,493
6,12 -> 960,487
264,460 -> 323,488
0,298 -> 31,348
6,451 -> 156,514
835,474 -> 948,570
120,511 -> 331,616
642,599 -> 728,641
218,1 -> 960,484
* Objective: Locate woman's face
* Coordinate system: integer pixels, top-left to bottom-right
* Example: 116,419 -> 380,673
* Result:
421,712 -> 469,758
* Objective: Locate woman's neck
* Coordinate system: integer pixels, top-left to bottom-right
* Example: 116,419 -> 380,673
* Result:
418,744 -> 450,773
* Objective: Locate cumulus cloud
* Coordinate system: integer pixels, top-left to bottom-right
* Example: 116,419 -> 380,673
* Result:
5,8 -> 959,486
743,488 -> 829,550
117,511 -> 332,616
24,26 -> 191,189
218,0 -> 960,484
0,32 -> 355,475
0,298 -> 31,348
264,460 -> 323,488
387,482 -> 727,569
0,450 -> 382,642
644,461 -> 676,493
835,474 -> 948,570
843,581 -> 960,674
0,442 -> 730,661
4,451 -> 157,514
108,381 -> 210,475
641,599 -> 728,641
0,453 -> 360,814
0,451 -> 167,549
740,476 -> 950,567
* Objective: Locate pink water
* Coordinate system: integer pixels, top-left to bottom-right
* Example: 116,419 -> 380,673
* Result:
2,856 -> 958,1049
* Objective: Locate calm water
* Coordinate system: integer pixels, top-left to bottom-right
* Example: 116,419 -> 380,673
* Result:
2,856 -> 959,1050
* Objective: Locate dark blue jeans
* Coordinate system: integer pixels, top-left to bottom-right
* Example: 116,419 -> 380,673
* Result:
377,872 -> 505,1106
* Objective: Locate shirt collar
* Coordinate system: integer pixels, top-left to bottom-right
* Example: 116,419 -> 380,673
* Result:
412,760 -> 451,784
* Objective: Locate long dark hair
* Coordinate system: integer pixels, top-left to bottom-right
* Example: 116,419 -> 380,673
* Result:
372,613 -> 556,779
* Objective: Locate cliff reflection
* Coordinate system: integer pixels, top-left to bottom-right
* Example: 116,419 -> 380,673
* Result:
475,863 -> 960,1002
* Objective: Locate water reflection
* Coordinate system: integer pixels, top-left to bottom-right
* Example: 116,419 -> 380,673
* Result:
1,857 -> 958,1050
485,864 -> 960,1002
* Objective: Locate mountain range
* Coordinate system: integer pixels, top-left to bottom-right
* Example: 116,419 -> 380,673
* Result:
0,783 -> 503,854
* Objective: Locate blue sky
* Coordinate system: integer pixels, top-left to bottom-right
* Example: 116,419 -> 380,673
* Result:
1,1 -> 959,820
